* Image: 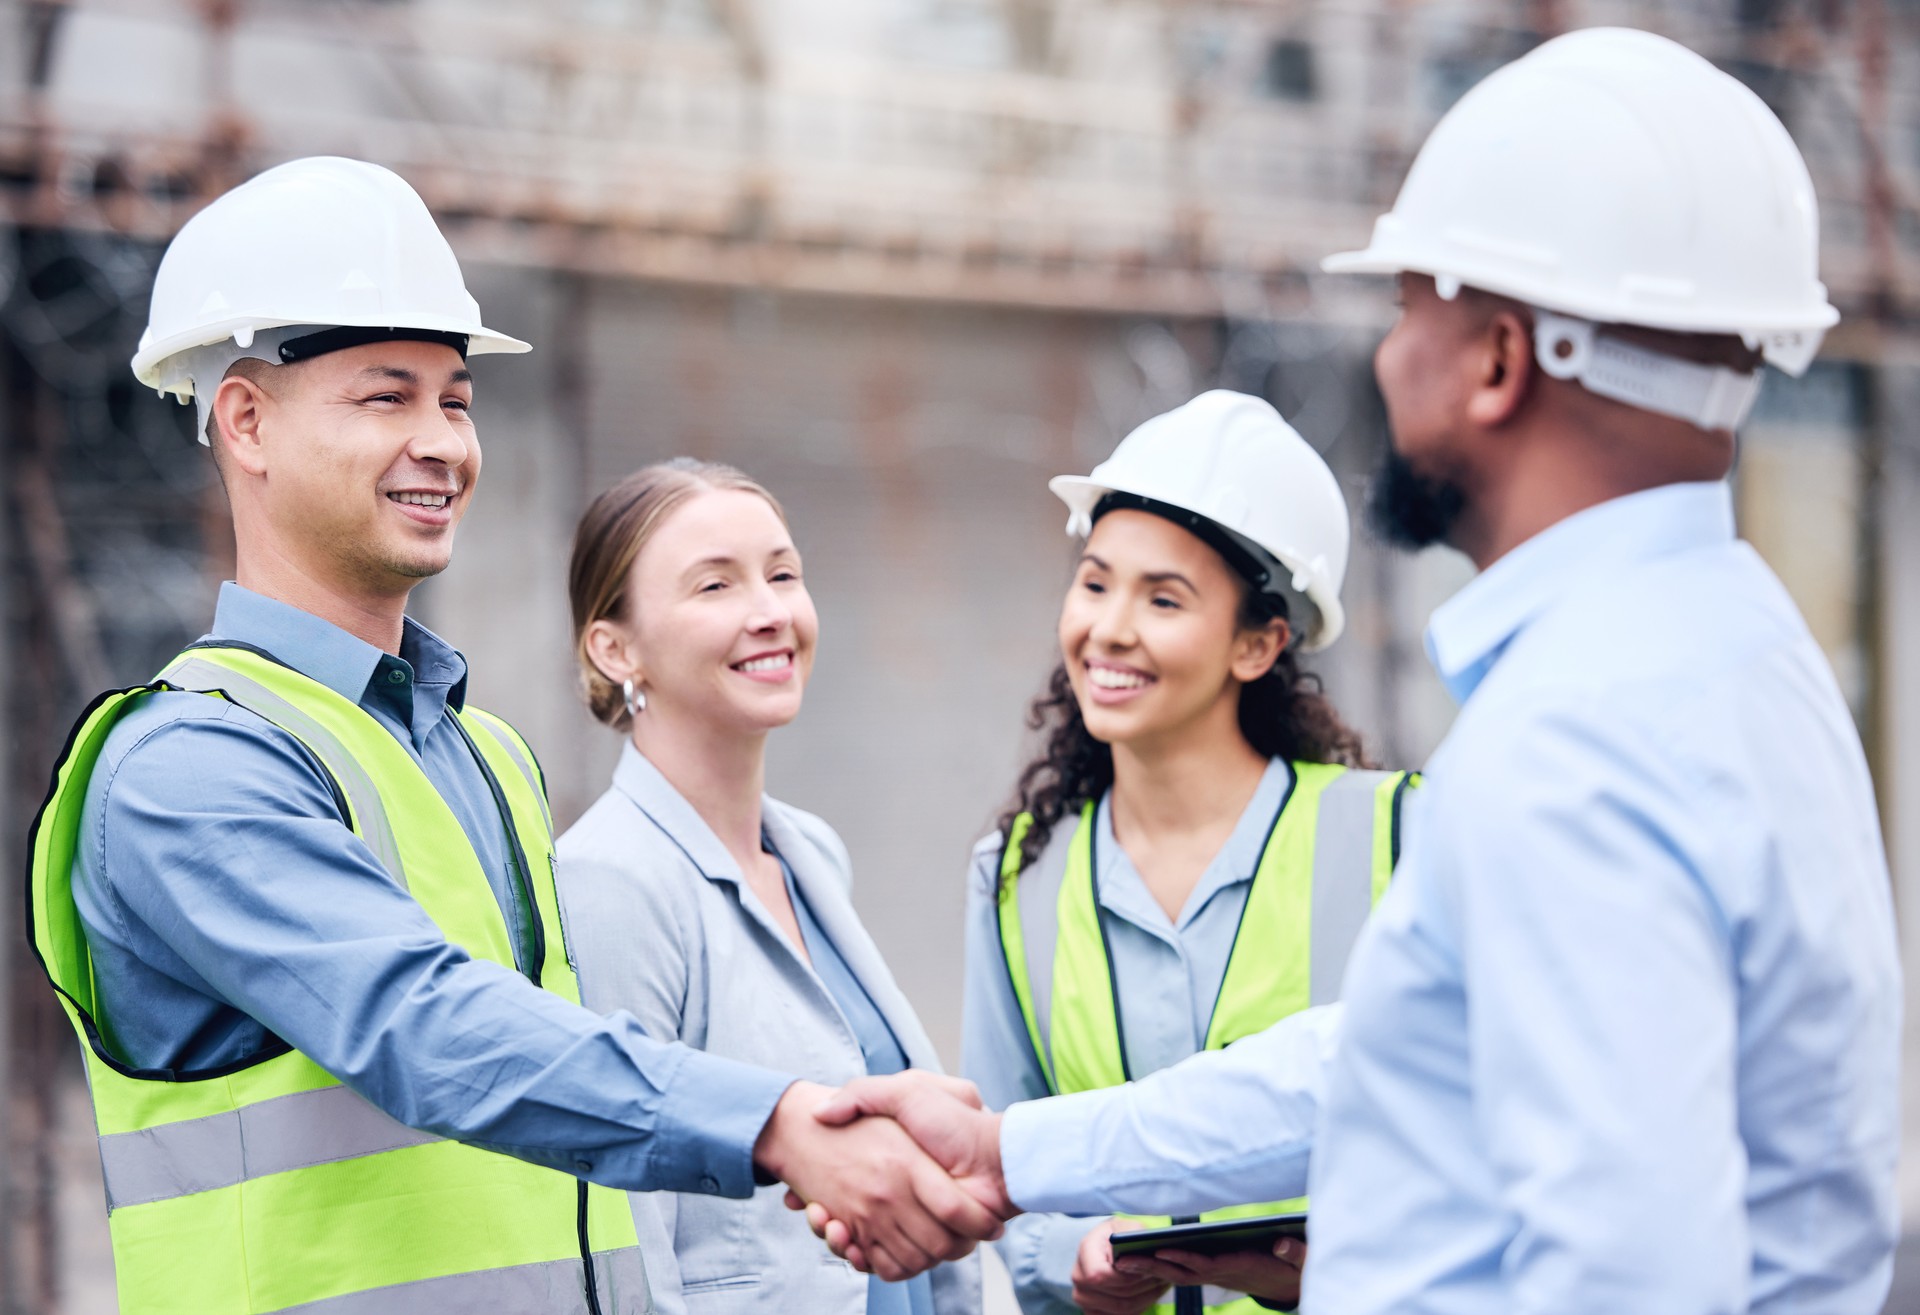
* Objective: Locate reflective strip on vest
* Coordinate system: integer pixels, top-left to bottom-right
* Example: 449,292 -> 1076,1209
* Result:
278,1249 -> 653,1315
995,762 -> 1415,1315
464,706 -> 555,833
28,645 -> 647,1313
1308,768 -> 1394,1008
98,1085 -> 440,1209
162,654 -> 406,884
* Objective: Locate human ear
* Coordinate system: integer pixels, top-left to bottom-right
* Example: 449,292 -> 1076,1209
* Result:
1231,616 -> 1290,684
584,616 -> 642,690
1465,308 -> 1534,429
211,375 -> 273,478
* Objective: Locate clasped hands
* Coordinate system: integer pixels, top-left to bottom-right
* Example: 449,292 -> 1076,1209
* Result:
753,1070 -> 1012,1282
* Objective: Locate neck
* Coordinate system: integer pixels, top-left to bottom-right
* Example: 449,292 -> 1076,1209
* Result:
1452,411 -> 1731,571
1108,697 -> 1267,847
631,711 -> 768,868
234,537 -> 411,654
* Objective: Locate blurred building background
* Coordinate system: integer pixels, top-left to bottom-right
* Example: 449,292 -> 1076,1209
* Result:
2,1 -> 1917,1311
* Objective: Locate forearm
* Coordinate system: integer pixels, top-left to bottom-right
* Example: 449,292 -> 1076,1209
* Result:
1002,1007 -> 1336,1216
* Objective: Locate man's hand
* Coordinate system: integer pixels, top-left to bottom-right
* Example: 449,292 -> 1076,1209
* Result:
1070,1218 -> 1170,1315
755,1079 -> 1003,1282
1113,1237 -> 1307,1311
782,1071 -> 1016,1272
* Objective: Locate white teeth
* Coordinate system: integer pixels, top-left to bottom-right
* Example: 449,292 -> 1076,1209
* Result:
390,492 -> 450,508
1088,666 -> 1150,690
737,655 -> 790,673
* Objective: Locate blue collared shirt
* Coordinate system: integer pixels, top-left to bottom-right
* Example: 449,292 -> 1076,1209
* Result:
961,761 -> 1290,1313
72,582 -> 791,1195
1002,483 -> 1902,1313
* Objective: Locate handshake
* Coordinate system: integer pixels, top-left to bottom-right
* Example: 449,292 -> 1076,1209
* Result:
753,1070 -> 1012,1282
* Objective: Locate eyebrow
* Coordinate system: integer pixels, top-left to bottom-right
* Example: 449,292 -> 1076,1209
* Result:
1079,552 -> 1197,592
352,365 -> 474,387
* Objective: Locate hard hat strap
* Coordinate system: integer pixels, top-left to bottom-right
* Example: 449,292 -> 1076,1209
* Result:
1531,310 -> 1762,434
276,325 -> 470,363
1091,491 -> 1291,621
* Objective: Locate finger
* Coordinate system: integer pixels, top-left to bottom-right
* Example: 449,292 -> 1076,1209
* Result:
784,1189 -> 807,1213
1145,1247 -> 1211,1275
859,1236 -> 916,1285
1113,1255 -> 1197,1285
1274,1237 -> 1306,1267
910,1157 -> 1004,1247
804,1201 -> 832,1240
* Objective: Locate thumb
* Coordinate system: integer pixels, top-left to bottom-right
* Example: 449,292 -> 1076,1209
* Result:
811,1076 -> 900,1126
905,1070 -> 985,1110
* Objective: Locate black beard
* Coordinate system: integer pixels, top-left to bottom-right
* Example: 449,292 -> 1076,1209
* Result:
1367,445 -> 1467,550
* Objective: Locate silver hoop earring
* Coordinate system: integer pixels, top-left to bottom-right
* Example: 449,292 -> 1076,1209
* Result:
623,678 -> 645,718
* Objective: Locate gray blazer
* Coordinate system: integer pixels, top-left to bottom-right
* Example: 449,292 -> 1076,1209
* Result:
555,743 -> 983,1315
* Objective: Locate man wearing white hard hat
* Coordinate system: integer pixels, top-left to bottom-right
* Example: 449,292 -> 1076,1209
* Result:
798,27 -> 1901,1314
26,157 -> 1001,1314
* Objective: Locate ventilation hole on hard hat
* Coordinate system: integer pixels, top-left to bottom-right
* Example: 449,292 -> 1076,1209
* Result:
1552,337 -> 1576,360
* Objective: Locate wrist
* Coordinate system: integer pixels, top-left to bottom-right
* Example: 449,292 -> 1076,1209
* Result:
981,1111 -> 1012,1214
753,1080 -> 816,1184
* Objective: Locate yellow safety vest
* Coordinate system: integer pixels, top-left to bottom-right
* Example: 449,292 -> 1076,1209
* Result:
996,761 -> 1413,1315
27,645 -> 648,1314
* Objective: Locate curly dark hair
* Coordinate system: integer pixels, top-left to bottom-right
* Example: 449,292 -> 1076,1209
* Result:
996,586 -> 1371,876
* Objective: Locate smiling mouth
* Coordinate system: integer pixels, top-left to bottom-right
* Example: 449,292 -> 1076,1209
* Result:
1087,665 -> 1154,690
734,653 -> 793,673
388,491 -> 454,509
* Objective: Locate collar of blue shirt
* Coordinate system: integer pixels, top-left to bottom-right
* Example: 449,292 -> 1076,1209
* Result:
1423,481 -> 1737,707
208,581 -> 470,713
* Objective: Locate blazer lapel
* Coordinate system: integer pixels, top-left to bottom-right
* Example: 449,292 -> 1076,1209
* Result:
763,804 -> 943,1073
611,744 -> 745,887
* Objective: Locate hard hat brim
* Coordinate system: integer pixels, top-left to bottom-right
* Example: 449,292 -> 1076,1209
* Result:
133,316 -> 530,391
1047,474 -> 1346,652
1320,244 -> 1839,360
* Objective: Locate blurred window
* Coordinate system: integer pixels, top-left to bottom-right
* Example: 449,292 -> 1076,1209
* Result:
1262,37 -> 1317,102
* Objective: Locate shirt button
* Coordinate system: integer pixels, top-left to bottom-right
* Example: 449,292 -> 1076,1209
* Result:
699,1175 -> 720,1193
387,669 -> 407,684
576,1159 -> 594,1174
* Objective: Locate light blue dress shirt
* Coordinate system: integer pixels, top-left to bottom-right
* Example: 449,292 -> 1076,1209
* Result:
784,855 -> 935,1315
1000,483 -> 1902,1313
71,582 -> 791,1195
961,760 -> 1289,1313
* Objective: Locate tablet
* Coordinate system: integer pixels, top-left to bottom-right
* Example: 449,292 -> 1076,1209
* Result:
1108,1212 -> 1308,1261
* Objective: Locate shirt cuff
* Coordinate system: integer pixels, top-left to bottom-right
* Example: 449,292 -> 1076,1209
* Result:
648,1048 -> 794,1197
1001,1088 -> 1117,1215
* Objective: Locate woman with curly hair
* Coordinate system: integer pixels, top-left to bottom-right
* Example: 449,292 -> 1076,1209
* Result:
960,392 -> 1415,1315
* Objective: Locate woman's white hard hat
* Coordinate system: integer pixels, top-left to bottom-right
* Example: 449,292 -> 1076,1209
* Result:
1051,390 -> 1350,652
1324,27 -> 1836,380
133,156 -> 529,434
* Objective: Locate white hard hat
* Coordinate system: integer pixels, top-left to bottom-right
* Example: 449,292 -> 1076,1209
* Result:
134,156 -> 529,438
1325,28 -> 1835,427
1051,390 -> 1350,651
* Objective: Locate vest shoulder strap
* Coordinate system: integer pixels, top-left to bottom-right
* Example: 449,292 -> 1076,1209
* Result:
995,809 -> 1083,1094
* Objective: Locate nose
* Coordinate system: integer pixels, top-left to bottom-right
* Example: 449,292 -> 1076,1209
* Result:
406,402 -> 472,469
745,578 -> 793,634
1086,591 -> 1136,652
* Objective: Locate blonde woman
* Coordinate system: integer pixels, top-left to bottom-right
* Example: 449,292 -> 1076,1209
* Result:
554,458 -> 981,1315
